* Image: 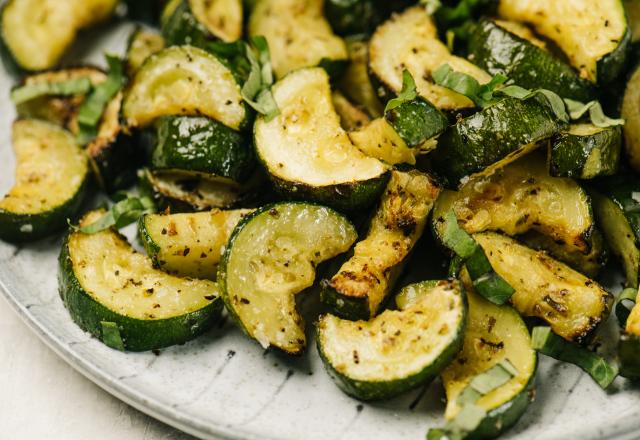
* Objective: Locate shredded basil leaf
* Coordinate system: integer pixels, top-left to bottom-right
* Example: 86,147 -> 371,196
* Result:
241,36 -> 280,122
385,69 -> 418,112
432,64 -> 506,108
616,287 -> 638,327
11,77 -> 92,105
442,210 -> 477,258
564,99 -> 624,127
100,321 -> 125,351
71,195 -> 155,234
532,326 -> 618,389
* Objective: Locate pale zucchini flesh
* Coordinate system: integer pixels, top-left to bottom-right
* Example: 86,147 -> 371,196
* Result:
622,65 -> 640,173
332,91 -> 371,132
126,28 -> 166,77
190,0 -> 243,42
348,118 -> 417,166
339,40 -> 384,118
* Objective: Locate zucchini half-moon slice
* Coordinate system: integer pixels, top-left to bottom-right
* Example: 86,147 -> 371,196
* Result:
622,64 -> 640,173
317,279 -> 466,401
0,120 -> 89,242
59,210 -> 223,352
162,0 -> 243,45
497,0 -> 630,84
254,67 -> 389,212
123,45 -> 249,131
218,202 -> 358,354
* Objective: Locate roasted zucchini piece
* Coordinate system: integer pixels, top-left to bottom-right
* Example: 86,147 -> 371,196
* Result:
248,0 -> 348,78
139,209 -> 253,279
218,202 -> 358,354
125,27 -> 165,78
622,64 -> 640,172
475,232 -> 612,343
123,46 -> 249,131
150,116 -> 254,183
468,19 -> 596,102
549,124 -> 622,179
317,279 -> 466,401
591,177 -> 640,288
59,210 -> 223,352
162,0 -> 243,46
348,118 -> 416,166
0,0 -> 117,71
0,120 -> 89,242
432,152 -> 597,258
368,6 -> 491,111
322,170 -> 440,320
339,40 -> 383,118
254,68 -> 389,212
620,293 -> 640,379
430,95 -> 565,187
440,273 -> 537,440
497,0 -> 630,84
332,91 -> 371,131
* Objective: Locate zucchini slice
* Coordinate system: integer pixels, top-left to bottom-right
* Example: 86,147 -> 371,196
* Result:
622,64 -> 640,172
0,120 -> 89,242
497,0 -> 630,84
591,178 -> 640,288
248,0 -> 348,79
432,152 -> 596,257
162,0 -> 243,46
348,119 -> 416,166
620,293 -> 640,379
150,116 -> 254,183
339,40 -> 383,118
59,210 -> 223,352
430,95 -> 565,187
125,27 -> 166,78
322,170 -> 441,320
332,91 -> 371,132
549,124 -> 622,179
475,232 -> 612,343
254,67 -> 389,212
218,202 -> 358,354
468,19 -> 596,102
317,279 -> 466,401
123,45 -> 249,131
139,208 -> 253,279
368,6 -> 491,111
441,274 -> 537,439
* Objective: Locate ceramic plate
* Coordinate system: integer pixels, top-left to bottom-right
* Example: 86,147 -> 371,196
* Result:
1,20 -> 640,440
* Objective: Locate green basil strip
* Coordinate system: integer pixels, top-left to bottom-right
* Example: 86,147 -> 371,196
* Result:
616,288 -> 638,327
74,195 -> 156,234
241,35 -> 280,121
11,77 -> 93,105
442,210 -> 477,258
385,69 -> 417,112
531,326 -> 618,389
100,321 -> 125,351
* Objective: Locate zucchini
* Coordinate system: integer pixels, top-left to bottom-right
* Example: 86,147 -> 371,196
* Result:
432,152 -> 597,258
317,279 -> 466,401
339,40 -> 383,118
162,0 -> 243,46
591,178 -> 640,288
0,120 -> 89,243
475,232 -> 612,343
440,273 -> 537,440
368,6 -> 491,111
248,0 -> 348,79
620,294 -> 640,378
125,0 -> 167,24
549,124 -> 622,179
429,95 -> 565,187
139,209 -> 253,279
621,64 -> 640,172
125,27 -> 166,78
626,0 -> 640,43
86,92 -> 139,193
497,0 -> 630,84
150,116 -> 254,183
332,91 -> 371,132
218,202 -> 358,354
59,210 -> 223,352
254,68 -> 389,212
468,19 -> 596,102
0,0 -> 117,71
348,119 -> 416,166
321,170 -> 440,320
123,45 -> 249,131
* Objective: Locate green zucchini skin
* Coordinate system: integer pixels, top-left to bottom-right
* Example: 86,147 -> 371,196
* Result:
385,98 -> 449,149
150,116 -> 255,183
320,282 -> 370,322
88,134 -> 138,194
58,233 -> 223,352
598,27 -> 632,85
125,0 -> 166,24
161,0 -> 209,47
430,95 -> 565,187
468,19 -> 596,102
619,333 -> 640,379
549,125 -> 622,179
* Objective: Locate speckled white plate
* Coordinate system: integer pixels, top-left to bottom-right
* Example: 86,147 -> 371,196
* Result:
1,20 -> 640,440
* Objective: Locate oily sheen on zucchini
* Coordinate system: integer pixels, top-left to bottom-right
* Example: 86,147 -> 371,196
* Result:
317,280 -> 466,401
0,120 -> 89,242
162,0 -> 243,46
322,170 -> 441,320
254,68 -> 389,211
139,209 -> 253,279
475,232 -> 612,343
219,202 -> 357,354
59,210 -> 223,352
441,273 -> 537,440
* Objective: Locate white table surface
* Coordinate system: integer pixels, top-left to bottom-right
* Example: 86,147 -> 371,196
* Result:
0,296 -> 199,440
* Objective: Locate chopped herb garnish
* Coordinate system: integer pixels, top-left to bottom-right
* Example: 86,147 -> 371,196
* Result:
70,194 -> 155,234
100,321 -> 125,351
385,69 -> 418,112
10,77 -> 92,105
564,99 -> 625,128
241,36 -> 280,122
432,64 -> 507,108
